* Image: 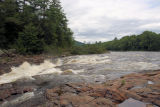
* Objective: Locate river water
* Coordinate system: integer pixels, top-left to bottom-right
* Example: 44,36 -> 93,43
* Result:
0,52 -> 160,85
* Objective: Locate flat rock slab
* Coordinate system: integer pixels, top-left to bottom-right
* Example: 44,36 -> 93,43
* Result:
41,70 -> 160,107
0,70 -> 160,107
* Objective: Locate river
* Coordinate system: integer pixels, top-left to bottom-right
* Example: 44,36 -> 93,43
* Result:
0,52 -> 160,107
0,52 -> 160,85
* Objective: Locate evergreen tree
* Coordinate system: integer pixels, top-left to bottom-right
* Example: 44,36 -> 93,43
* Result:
0,0 -> 73,54
16,23 -> 44,54
0,0 -> 21,49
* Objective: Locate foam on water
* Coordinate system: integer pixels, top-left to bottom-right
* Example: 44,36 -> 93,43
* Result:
55,58 -> 63,66
0,59 -> 86,84
65,69 -> 84,74
131,62 -> 159,70
0,60 -> 64,84
64,55 -> 111,64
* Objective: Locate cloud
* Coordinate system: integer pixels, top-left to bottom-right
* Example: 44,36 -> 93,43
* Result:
61,0 -> 160,42
139,23 -> 160,29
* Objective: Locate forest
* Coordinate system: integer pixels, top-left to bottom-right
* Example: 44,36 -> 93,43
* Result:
104,31 -> 160,51
0,0 -> 107,55
0,0 -> 74,54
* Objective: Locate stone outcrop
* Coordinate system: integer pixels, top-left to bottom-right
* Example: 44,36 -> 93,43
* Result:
42,70 -> 160,107
0,84 -> 34,102
0,70 -> 160,107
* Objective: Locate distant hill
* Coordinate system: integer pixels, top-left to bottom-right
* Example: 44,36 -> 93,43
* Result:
74,41 -> 84,46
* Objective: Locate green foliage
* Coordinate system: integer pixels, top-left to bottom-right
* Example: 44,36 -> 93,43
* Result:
74,41 -> 84,46
71,42 -> 107,55
0,0 -> 73,54
104,31 -> 160,51
43,45 -> 70,56
16,23 -> 44,54
0,0 -> 21,49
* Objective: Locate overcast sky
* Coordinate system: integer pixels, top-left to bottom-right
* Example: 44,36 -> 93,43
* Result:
61,0 -> 160,43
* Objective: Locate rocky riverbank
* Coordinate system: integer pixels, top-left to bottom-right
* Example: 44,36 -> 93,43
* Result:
0,70 -> 159,107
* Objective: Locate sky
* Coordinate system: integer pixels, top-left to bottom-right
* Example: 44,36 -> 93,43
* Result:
61,0 -> 160,43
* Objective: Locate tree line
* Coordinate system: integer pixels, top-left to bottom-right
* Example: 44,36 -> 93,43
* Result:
0,0 -> 73,54
71,42 -> 107,55
104,31 -> 160,51
1,0 -> 159,55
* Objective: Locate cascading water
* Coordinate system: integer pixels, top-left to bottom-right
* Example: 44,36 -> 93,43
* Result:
0,52 -> 160,85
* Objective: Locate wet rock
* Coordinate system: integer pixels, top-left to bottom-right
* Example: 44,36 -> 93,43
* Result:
1,92 -> 34,107
42,70 -> 160,107
146,104 -> 155,107
46,90 -> 116,107
0,70 -> 160,107
44,83 -> 124,106
0,84 -> 34,102
118,98 -> 147,107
